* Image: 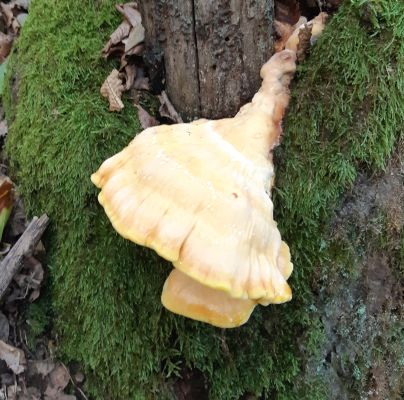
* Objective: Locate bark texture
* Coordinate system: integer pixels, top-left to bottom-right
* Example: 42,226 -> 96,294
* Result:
139,0 -> 274,120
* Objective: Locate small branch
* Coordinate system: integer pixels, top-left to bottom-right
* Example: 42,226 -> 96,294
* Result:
0,214 -> 49,299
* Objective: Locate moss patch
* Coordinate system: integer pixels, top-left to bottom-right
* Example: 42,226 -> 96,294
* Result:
3,0 -> 403,399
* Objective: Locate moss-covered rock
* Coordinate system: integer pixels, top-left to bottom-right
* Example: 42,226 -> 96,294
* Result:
3,0 -> 403,399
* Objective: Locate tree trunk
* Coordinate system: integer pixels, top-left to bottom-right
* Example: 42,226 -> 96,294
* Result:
139,0 -> 274,120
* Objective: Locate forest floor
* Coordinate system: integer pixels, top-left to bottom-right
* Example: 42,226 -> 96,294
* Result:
0,1 -> 402,400
0,2 -> 88,399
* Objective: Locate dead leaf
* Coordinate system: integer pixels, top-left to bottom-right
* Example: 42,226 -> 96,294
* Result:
55,395 -> 77,400
49,364 -> 70,390
123,64 -> 136,91
0,3 -> 20,34
102,20 -> 131,58
100,69 -> 125,112
27,360 -> 55,377
135,105 -> 159,129
8,197 -> 27,237
133,77 -> 149,90
275,0 -> 300,26
0,175 -> 14,214
0,3 -> 15,26
44,363 -> 70,399
0,33 -> 14,63
16,12 -> 28,27
6,385 -> 18,400
125,43 -> 144,56
12,0 -> 30,10
0,340 -> 26,374
132,67 -> 149,91
158,91 -> 183,123
115,3 -> 141,27
13,256 -> 44,299
123,23 -> 145,52
19,387 -> 41,400
0,175 -> 14,242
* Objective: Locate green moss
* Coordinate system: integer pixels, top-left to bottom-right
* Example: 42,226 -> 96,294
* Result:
3,0 -> 403,399
25,297 -> 51,350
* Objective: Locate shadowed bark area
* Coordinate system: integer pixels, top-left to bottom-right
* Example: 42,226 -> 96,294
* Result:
140,0 -> 274,120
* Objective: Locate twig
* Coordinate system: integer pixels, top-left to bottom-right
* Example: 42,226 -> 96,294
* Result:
61,363 -> 89,400
0,215 -> 49,299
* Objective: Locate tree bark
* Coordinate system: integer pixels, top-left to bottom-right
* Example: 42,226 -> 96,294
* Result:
139,0 -> 274,120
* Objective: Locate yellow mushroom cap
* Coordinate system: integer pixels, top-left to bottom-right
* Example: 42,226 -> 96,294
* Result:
162,269 -> 256,328
91,51 -> 296,304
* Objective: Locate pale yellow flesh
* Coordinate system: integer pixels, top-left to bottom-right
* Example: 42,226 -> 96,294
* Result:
162,269 -> 256,328
91,50 -> 296,304
285,12 -> 328,52
162,241 -> 293,327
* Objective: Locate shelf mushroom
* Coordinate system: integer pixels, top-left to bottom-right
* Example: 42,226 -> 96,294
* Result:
91,15 -> 327,328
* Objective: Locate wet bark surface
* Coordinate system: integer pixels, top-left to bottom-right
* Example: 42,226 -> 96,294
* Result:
139,0 -> 274,120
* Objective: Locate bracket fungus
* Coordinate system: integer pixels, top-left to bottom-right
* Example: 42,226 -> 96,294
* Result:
91,15 -> 327,328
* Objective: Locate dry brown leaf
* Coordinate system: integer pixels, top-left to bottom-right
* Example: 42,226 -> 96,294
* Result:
132,67 -> 149,91
125,43 -> 144,56
8,197 -> 27,237
123,23 -> 145,52
133,77 -> 149,90
123,64 -> 136,90
27,360 -> 55,377
0,3 -> 15,26
0,32 -> 14,63
16,12 -> 28,27
0,175 -> 14,211
0,2 -> 20,33
19,387 -> 41,400
44,363 -> 71,399
102,20 -> 131,58
115,3 -> 141,27
275,0 -> 300,25
54,395 -> 77,400
49,364 -> 70,390
100,69 -> 125,112
6,385 -> 18,400
0,175 -> 14,242
12,0 -> 30,10
0,339 -> 26,374
158,91 -> 183,123
135,104 -> 159,129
